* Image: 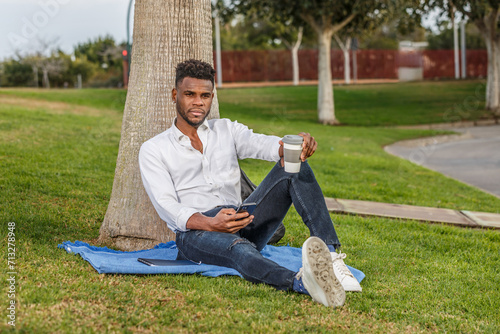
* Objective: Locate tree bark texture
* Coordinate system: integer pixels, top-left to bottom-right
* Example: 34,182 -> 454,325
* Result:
99,0 -> 219,251
281,27 -> 303,87
291,27 -> 303,86
343,49 -> 351,85
317,29 -> 339,125
291,46 -> 300,86
334,35 -> 352,85
485,36 -> 500,112
31,66 -> 39,88
475,6 -> 500,114
300,12 -> 355,125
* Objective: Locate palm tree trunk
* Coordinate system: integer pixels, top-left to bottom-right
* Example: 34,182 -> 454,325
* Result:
99,0 -> 219,251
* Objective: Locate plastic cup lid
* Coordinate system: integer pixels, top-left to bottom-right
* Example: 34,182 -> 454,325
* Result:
282,135 -> 304,145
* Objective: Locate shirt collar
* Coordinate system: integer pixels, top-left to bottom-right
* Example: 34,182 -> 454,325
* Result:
172,117 -> 210,142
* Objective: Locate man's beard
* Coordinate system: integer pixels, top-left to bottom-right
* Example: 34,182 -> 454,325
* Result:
177,104 -> 210,128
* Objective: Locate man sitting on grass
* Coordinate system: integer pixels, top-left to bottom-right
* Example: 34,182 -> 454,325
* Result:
139,59 -> 361,307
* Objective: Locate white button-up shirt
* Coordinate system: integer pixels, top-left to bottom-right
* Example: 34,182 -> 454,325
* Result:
139,118 -> 281,233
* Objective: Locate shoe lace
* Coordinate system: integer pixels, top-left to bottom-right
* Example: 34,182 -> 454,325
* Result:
331,252 -> 354,278
295,267 -> 304,280
294,268 -> 310,295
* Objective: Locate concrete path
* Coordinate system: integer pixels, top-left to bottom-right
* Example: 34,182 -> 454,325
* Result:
324,197 -> 500,229
322,124 -> 500,230
385,124 -> 500,198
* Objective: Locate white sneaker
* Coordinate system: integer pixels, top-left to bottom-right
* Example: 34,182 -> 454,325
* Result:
330,252 -> 362,292
299,237 -> 345,307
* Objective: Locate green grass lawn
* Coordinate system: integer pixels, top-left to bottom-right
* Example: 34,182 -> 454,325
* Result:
1,81 -> 499,333
218,80 -> 492,126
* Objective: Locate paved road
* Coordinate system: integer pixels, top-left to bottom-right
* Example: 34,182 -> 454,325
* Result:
385,125 -> 500,198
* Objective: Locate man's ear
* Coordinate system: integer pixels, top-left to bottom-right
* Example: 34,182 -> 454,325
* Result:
172,88 -> 177,102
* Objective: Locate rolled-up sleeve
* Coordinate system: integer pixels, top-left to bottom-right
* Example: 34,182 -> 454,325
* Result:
138,141 -> 197,232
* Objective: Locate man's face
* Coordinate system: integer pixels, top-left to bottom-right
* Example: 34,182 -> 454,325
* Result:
172,77 -> 214,128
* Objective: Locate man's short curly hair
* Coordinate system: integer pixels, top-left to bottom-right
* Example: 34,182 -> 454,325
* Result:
175,59 -> 216,88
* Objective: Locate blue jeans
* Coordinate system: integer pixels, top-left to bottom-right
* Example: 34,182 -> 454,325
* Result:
176,161 -> 341,291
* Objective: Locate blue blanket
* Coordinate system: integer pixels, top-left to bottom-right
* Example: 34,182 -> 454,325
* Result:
58,241 -> 365,282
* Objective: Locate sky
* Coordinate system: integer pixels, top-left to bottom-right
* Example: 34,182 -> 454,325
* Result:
0,0 -> 442,61
0,0 -> 135,61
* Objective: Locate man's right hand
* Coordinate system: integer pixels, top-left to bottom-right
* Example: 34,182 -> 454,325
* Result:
186,208 -> 254,233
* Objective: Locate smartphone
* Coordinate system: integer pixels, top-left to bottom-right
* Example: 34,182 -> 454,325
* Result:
137,258 -> 198,266
236,202 -> 257,216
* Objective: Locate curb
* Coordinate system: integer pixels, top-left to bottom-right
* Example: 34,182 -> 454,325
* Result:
325,197 -> 500,230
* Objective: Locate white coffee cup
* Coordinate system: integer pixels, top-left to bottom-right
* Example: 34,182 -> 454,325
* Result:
282,135 -> 304,173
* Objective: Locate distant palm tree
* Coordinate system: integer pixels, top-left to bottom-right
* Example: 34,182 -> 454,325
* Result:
99,0 -> 219,251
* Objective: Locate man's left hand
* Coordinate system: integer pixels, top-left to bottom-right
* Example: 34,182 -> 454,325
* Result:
297,132 -> 317,162
279,132 -> 318,167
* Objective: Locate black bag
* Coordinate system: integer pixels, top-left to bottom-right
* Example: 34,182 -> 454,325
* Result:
240,169 -> 285,245
240,168 -> 256,202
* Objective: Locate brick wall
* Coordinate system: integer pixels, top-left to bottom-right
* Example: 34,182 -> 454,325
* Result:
214,49 -> 487,82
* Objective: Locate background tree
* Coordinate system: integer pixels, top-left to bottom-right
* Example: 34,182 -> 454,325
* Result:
224,1 -> 311,85
1,35 -> 115,88
74,35 -> 125,87
14,37 -> 61,88
66,56 -> 96,85
98,0 -> 219,251
217,14 -> 284,50
426,20 -> 487,49
245,10 -> 313,86
358,25 -> 400,49
242,17 -> 309,86
354,19 -> 427,50
0,59 -> 32,87
333,1 -> 427,84
424,0 -> 499,113
332,5 -> 398,85
233,0 -> 401,125
21,53 -> 43,87
39,52 -> 66,88
241,18 -> 307,85
74,35 -> 120,66
334,34 -> 354,84
282,25 -> 305,86
216,0 -> 315,86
